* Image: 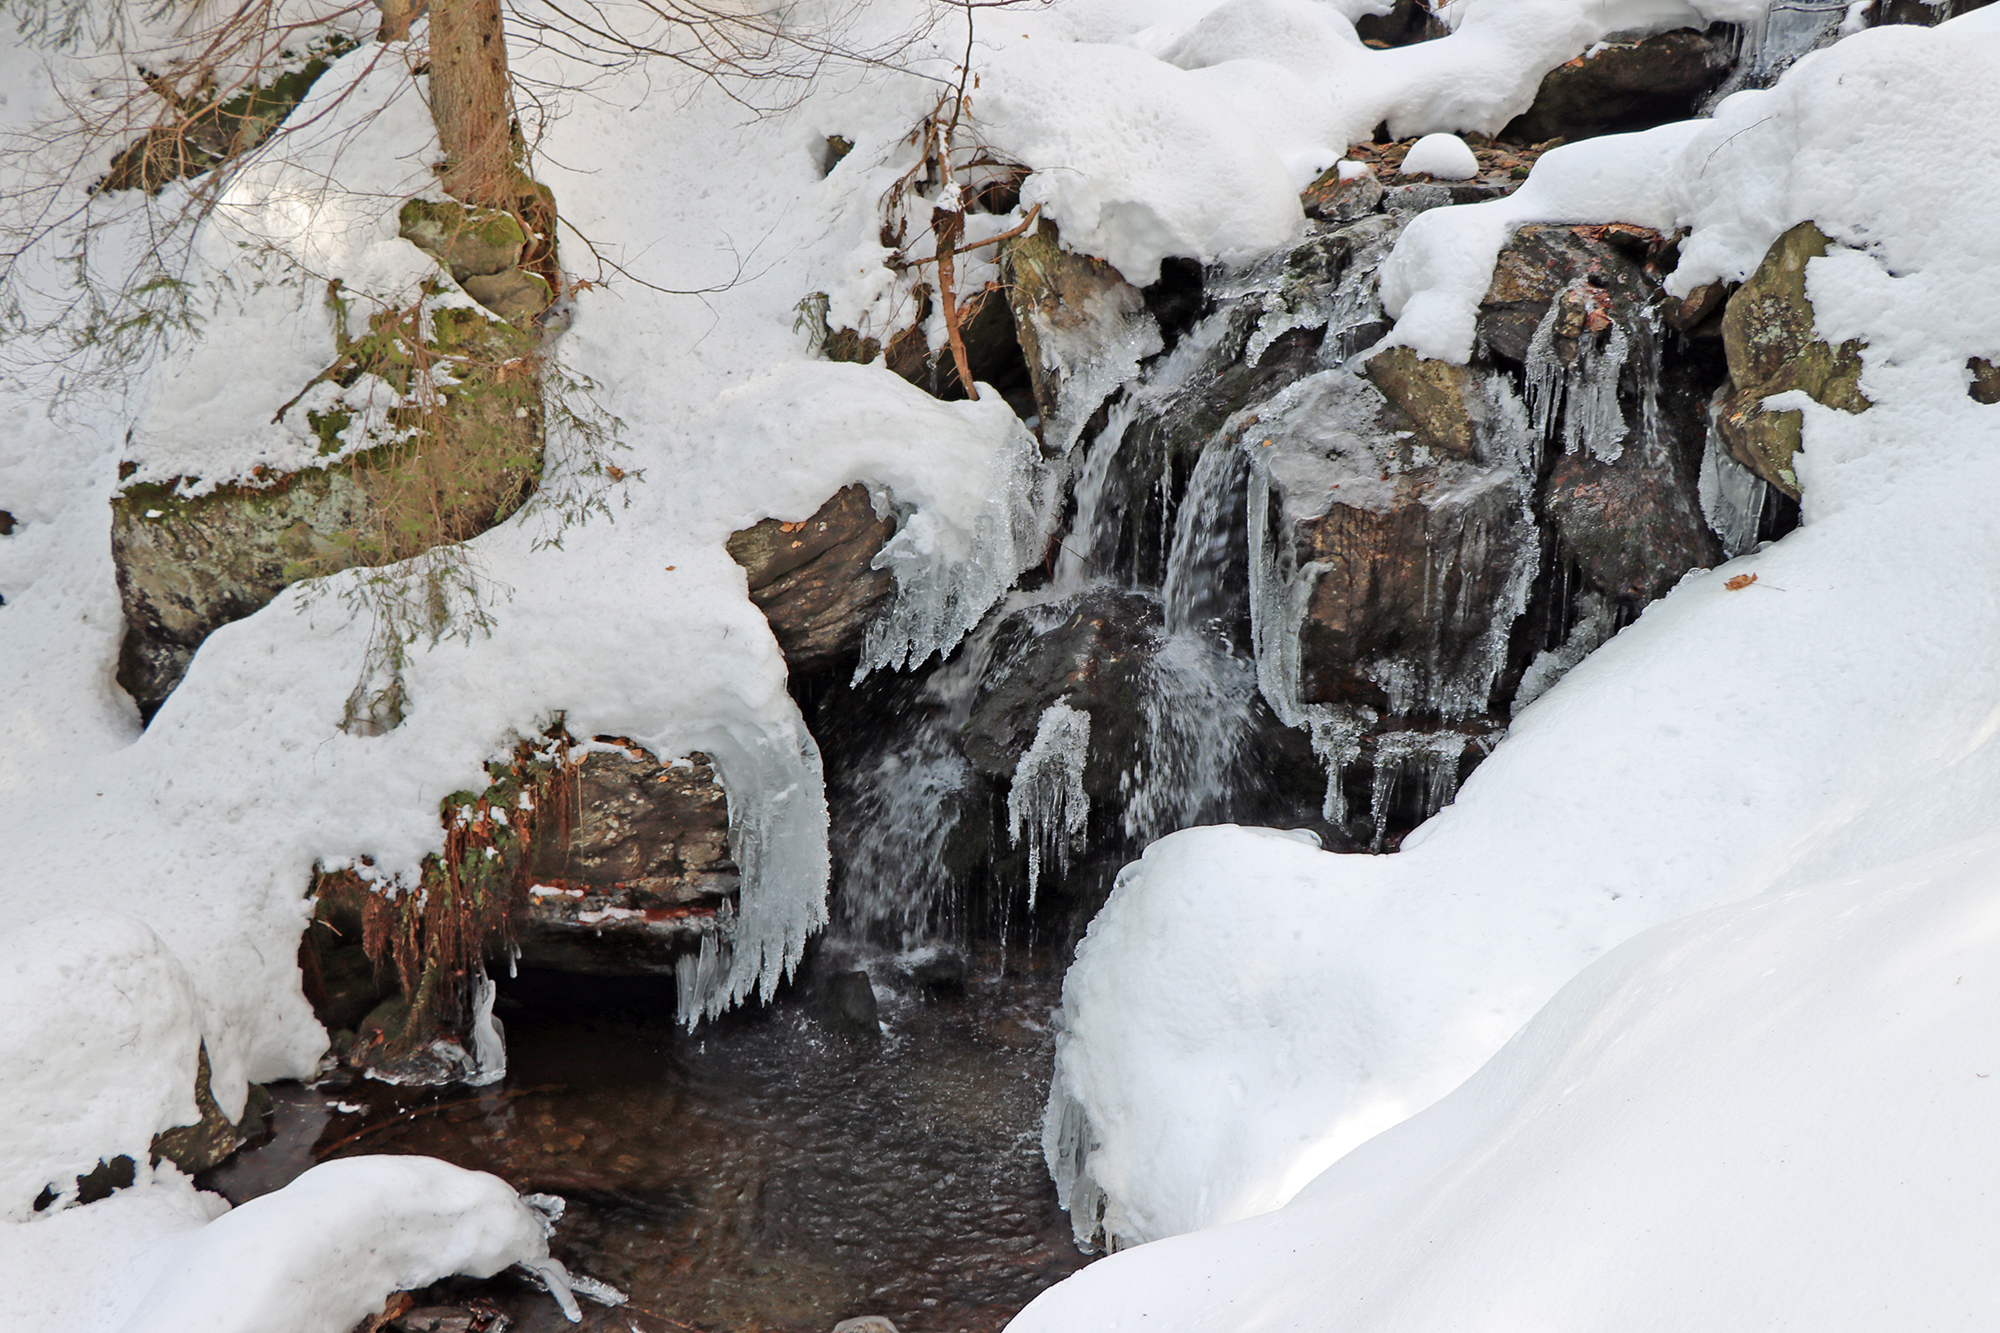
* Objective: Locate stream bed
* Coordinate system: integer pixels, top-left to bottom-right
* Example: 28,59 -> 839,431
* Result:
205,951 -> 1089,1333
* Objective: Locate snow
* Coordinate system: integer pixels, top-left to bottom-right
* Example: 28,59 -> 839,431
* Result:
119,1157 -> 575,1333
1396,132 -> 1477,179
1018,832 -> 2000,1331
1033,0 -> 2000,1294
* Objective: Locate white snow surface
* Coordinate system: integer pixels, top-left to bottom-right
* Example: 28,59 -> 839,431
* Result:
1396,132 -> 1477,179
1037,0 -> 2000,1275
116,1157 -> 568,1333
1017,833 -> 2000,1331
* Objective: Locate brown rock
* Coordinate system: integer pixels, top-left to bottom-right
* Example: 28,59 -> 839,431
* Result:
1479,223 -> 1656,365
726,484 -> 897,676
1001,220 -> 1151,441
1293,470 -> 1534,716
1362,345 -> 1481,457
1969,356 -> 2000,405
1543,442 -> 1720,605
518,748 -> 735,975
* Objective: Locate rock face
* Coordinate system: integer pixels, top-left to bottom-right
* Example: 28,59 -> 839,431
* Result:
113,468 -> 373,717
518,748 -> 736,975
726,484 -> 897,676
1507,27 -> 1736,143
112,303 -> 541,719
1001,220 -> 1159,449
962,589 -> 1165,797
1716,221 -> 1871,496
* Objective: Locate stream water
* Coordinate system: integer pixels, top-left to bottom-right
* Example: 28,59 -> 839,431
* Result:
206,952 -> 1087,1333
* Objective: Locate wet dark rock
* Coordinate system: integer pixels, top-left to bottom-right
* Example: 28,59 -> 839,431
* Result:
1715,221 -> 1871,496
151,1044 -> 270,1175
0,509 -> 13,535
1874,0 -> 1996,24
821,968 -> 881,1036
727,484 -> 897,676
518,748 -> 735,975
1506,27 -> 1736,144
1354,0 -> 1448,46
1292,467 -> 1535,716
1479,223 -> 1660,366
897,943 -> 969,993
70,1154 -> 136,1206
1969,356 -> 2000,405
1543,440 -> 1720,605
961,589 -> 1162,797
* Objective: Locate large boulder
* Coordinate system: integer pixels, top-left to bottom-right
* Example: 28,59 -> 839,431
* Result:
726,484 -> 897,676
1505,27 -> 1736,143
112,303 -> 541,720
1715,221 -> 1871,496
517,748 -> 736,975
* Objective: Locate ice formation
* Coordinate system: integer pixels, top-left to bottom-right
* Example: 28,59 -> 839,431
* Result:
1009,701 -> 1093,908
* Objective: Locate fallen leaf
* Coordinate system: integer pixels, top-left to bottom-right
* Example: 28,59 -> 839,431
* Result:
1725,573 -> 1758,591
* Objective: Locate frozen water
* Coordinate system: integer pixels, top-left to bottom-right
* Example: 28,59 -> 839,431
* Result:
1009,701 -> 1093,908
1522,280 -> 1634,463
1699,423 -> 1770,558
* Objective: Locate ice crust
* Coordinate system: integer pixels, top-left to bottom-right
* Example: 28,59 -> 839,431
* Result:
1032,6 -> 2000,1299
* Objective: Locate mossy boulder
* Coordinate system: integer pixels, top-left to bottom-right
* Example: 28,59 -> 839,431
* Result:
1715,221 -> 1871,496
112,299 -> 543,719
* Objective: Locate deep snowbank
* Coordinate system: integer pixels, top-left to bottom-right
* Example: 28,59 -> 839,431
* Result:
1042,2 -> 2000,1256
1018,831 -> 2000,1330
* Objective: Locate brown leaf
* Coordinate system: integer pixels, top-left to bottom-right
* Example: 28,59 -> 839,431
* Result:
1725,573 -> 1757,591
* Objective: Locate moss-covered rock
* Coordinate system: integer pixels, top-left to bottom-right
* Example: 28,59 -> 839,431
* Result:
112,296 -> 543,718
1716,221 -> 1871,496
1362,345 -> 1482,457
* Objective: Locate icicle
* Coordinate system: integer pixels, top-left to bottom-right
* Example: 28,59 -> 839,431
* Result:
1365,730 -> 1469,850
1699,422 -> 1769,558
1514,591 -> 1620,711
1522,280 -> 1632,463
465,968 -> 506,1087
1008,701 -> 1092,907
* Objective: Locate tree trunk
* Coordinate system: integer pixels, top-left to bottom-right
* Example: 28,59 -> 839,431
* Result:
429,0 -> 517,208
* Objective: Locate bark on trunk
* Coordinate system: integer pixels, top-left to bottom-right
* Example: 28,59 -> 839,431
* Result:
429,0 -> 517,208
